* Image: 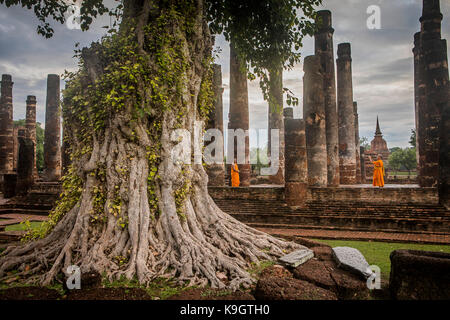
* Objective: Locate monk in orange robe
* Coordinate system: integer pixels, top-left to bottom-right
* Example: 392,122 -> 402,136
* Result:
369,154 -> 385,187
231,159 -> 240,187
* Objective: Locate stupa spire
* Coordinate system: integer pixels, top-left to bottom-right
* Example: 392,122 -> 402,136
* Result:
375,116 -> 382,136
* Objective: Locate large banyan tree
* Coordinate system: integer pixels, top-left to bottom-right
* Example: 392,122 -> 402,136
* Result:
0,0 -> 320,289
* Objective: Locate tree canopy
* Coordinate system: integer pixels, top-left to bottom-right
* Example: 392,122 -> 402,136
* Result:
1,0 -> 321,100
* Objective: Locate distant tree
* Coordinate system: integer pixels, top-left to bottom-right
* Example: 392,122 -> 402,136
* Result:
409,129 -> 416,148
388,147 -> 417,176
388,149 -> 402,174
13,119 -> 44,171
390,146 -> 401,153
360,136 -> 370,150
36,123 -> 44,171
403,147 -> 417,176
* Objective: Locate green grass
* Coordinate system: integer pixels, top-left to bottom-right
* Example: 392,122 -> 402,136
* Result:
4,221 -> 43,232
102,275 -> 192,299
389,171 -> 417,176
312,239 -> 450,280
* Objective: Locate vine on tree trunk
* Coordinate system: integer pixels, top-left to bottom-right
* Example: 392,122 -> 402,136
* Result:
0,1 -> 303,290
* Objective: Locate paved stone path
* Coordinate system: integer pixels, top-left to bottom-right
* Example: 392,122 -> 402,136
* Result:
256,227 -> 450,245
0,214 -> 48,221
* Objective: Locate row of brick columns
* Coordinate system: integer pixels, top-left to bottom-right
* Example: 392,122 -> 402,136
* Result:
0,74 -> 62,197
207,10 -> 362,189
414,0 -> 449,208
188,2 -> 449,210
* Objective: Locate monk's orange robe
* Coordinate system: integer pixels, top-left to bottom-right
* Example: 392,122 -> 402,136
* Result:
231,163 -> 240,187
372,160 -> 385,187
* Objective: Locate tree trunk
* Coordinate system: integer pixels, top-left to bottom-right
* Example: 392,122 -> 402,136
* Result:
0,0 -> 300,290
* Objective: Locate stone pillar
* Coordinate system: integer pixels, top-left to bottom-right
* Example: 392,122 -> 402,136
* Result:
413,32 -> 422,172
228,43 -> 250,186
16,136 -> 34,195
26,95 -> 37,177
0,74 -> 14,174
336,43 -> 357,184
314,10 -> 340,186
43,74 -> 61,181
284,108 -> 308,207
360,146 -> 366,183
354,102 -> 361,184
3,174 -> 17,198
268,64 -> 285,185
303,55 -> 327,187
206,64 -> 225,186
418,0 -> 448,189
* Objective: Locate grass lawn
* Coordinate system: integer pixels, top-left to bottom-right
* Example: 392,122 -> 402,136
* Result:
312,239 -> 450,281
389,172 -> 417,176
4,221 -> 43,232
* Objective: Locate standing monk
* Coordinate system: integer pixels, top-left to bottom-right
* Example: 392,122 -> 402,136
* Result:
231,158 -> 240,187
369,154 -> 385,187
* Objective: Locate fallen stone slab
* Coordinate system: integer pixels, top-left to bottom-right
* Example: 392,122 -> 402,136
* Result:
332,247 -> 372,279
278,248 -> 314,268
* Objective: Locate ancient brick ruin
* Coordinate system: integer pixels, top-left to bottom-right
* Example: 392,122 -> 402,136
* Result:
0,73 -> 62,200
43,74 -> 61,182
315,10 -> 340,187
0,75 -> 14,175
205,64 -> 225,186
336,43 -> 357,185
413,0 -> 449,209
1,0 -> 449,247
228,43 -> 251,186
363,117 -> 391,179
303,55 -> 327,187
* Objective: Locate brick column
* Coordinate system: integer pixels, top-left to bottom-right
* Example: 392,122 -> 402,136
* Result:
303,55 -> 327,187
413,32 -> 421,172
284,108 -> 308,207
314,10 -> 340,186
206,64 -> 225,186
336,43 -> 357,184
360,146 -> 366,183
268,64 -> 285,185
26,95 -> 37,177
417,0 -> 448,189
228,43 -> 250,186
16,135 -> 34,195
0,74 -> 14,174
43,74 -> 61,181
354,102 -> 361,184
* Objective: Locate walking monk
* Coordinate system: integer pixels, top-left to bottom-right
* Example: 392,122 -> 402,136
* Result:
369,154 -> 385,187
231,158 -> 240,187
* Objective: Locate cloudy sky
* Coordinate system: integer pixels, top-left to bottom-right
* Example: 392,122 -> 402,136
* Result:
0,0 -> 449,149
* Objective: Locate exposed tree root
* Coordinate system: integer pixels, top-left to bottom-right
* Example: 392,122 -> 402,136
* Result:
0,0 -> 305,291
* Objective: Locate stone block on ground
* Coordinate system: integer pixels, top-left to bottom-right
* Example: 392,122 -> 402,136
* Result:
255,276 -> 337,300
293,257 -> 370,300
293,259 -> 336,291
278,248 -> 314,268
332,246 -> 372,279
260,264 -> 292,279
329,266 -> 370,300
389,250 -> 450,300
312,246 -> 333,261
